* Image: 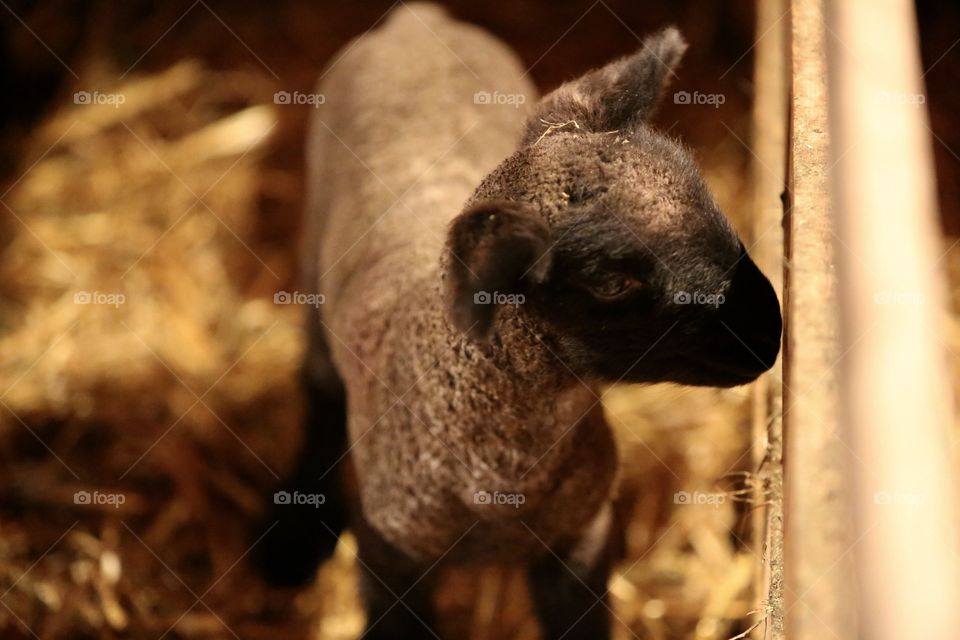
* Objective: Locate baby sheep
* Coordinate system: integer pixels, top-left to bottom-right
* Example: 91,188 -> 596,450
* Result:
254,4 -> 781,640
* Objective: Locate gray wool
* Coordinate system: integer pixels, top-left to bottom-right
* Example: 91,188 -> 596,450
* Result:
305,4 -> 614,561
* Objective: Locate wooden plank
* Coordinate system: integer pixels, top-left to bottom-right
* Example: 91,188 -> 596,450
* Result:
783,1 -> 858,638
827,1 -> 960,638
749,0 -> 787,637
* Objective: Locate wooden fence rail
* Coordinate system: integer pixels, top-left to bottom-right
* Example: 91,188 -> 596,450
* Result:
756,1 -> 960,638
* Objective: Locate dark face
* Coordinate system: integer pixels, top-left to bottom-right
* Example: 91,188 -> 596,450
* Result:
527,227 -> 782,387
520,134 -> 782,388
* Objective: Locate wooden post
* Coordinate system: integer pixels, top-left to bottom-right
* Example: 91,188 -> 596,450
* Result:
783,1 -> 858,638
827,1 -> 960,638
749,0 -> 787,637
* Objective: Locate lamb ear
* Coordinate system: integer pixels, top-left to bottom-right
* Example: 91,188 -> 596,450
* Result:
444,201 -> 552,340
523,27 -> 687,144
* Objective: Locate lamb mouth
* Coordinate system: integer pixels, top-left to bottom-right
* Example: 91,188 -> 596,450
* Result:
672,356 -> 768,388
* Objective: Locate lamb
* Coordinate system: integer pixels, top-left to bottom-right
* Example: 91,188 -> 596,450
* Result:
253,4 -> 782,639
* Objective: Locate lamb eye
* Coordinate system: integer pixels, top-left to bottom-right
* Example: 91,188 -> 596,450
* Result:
587,274 -> 642,300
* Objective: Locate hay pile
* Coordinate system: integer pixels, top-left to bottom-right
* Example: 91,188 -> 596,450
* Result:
0,58 -> 846,640
0,60 -> 316,639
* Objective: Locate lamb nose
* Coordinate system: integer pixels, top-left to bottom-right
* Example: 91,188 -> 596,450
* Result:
719,257 -> 783,370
